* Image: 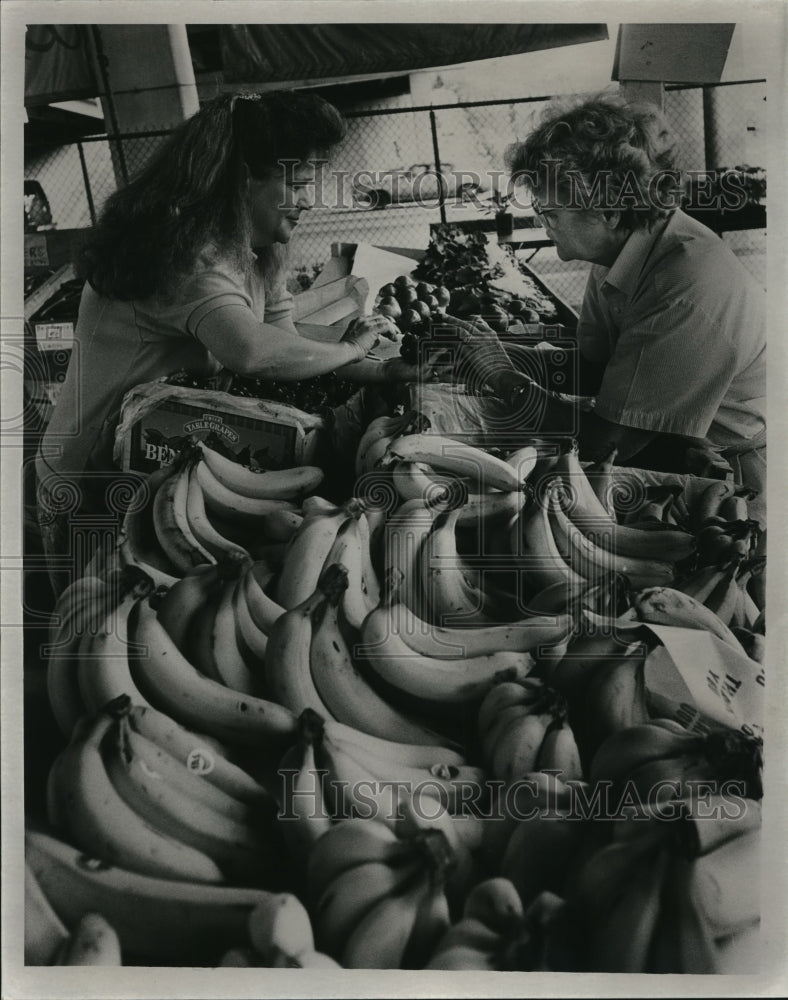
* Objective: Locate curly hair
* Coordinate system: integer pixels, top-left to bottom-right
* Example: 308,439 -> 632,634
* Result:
505,92 -> 682,230
80,90 -> 346,300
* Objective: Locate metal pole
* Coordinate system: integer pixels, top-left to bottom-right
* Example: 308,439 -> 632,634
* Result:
76,142 -> 98,227
89,25 -> 129,186
703,86 -> 723,171
429,110 -> 446,225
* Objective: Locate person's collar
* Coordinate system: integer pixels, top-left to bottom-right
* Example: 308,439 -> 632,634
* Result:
602,213 -> 673,297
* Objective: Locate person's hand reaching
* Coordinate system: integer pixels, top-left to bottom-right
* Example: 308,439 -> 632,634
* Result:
442,314 -> 519,393
341,315 -> 399,360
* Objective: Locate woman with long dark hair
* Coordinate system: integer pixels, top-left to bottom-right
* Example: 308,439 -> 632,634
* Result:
35,90 -> 406,593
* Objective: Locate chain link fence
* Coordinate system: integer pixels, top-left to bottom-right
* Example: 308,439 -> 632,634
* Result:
24,80 -> 767,309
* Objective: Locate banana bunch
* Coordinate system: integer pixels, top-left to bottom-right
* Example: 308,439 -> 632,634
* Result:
355,410 -> 422,478
546,617 -> 651,774
275,498 -> 365,611
46,697 -> 283,887
217,892 -> 342,968
26,828 -> 310,966
126,587 -> 297,747
481,771 -> 591,910
119,441 -> 322,582
306,815 -> 456,968
589,717 -> 763,805
425,880 -> 575,971
160,553 -> 278,697
358,569 -> 553,716
565,794 -> 762,972
267,566 -> 453,747
477,676 -> 582,784
46,571 -> 118,738
510,441 -> 696,599
76,565 -> 157,717
277,708 -> 483,858
633,585 -> 753,654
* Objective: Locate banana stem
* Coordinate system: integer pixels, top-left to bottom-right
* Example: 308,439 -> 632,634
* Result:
318,563 -> 349,605
104,692 -> 133,720
413,828 -> 456,883
297,707 -> 326,746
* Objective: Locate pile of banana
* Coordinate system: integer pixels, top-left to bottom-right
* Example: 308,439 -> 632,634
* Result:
27,431 -> 766,972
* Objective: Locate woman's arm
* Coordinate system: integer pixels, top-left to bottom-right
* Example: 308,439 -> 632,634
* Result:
488,369 -> 657,462
194,305 -> 390,380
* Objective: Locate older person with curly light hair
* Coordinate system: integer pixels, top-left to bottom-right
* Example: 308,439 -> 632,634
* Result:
453,93 -> 766,510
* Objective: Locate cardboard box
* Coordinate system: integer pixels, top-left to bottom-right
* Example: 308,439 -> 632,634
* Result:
114,383 -> 328,475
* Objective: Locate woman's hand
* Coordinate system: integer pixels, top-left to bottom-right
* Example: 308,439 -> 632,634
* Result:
341,314 -> 399,359
443,313 -> 518,392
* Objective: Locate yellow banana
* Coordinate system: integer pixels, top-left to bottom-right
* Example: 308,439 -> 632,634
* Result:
210,578 -> 258,694
401,876 -> 452,968
321,519 -> 375,629
184,460 -> 251,561
242,561 -> 286,634
25,829 -> 290,965
119,713 -> 253,823
381,498 -> 440,617
264,587 -> 336,719
305,818 -> 410,908
124,703 -> 269,804
127,594 -> 297,746
48,708 -> 224,882
421,507 -> 493,626
313,858 -> 421,959
76,575 -> 155,715
196,441 -> 323,500
276,720 -> 332,864
54,912 -> 122,966
359,600 -> 531,705
116,465 -> 180,587
309,566 -> 450,747
549,488 -> 674,589
590,846 -> 670,972
322,717 -> 465,769
24,862 -> 69,965
633,586 -> 746,651
513,482 -> 587,592
275,501 -> 359,610
384,433 -> 527,493
152,459 -> 215,573
247,892 -> 315,965
103,713 -> 273,884
156,560 -> 226,653
385,598 -> 572,660
233,572 -> 271,674
46,576 -> 110,738
341,871 -> 427,968
194,458 -> 299,521
391,460 -> 451,504
463,877 -> 524,933
686,826 -> 761,936
555,444 -> 694,561
321,726 -> 484,818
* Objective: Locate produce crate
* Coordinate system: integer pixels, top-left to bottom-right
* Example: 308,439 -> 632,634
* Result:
113,382 -> 328,475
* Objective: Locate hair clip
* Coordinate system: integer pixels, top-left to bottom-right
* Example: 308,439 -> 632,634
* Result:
232,92 -> 262,108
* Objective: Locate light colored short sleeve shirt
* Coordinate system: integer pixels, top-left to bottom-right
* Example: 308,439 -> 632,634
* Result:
577,209 -> 766,450
39,248 -> 295,479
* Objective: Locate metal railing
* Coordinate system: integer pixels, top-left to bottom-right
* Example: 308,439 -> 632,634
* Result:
24,79 -> 767,307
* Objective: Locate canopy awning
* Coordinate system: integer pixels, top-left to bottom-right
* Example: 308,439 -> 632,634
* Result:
219,23 -> 609,84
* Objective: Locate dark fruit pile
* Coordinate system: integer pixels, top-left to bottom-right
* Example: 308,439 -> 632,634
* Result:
378,226 -> 560,363
165,370 -> 360,417
373,275 -> 452,365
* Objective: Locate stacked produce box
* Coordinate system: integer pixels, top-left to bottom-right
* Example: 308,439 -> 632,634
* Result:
26,229 -> 765,974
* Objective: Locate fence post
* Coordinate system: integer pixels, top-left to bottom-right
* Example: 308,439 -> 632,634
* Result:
702,85 -> 724,171
76,142 -> 98,227
429,110 -> 447,225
